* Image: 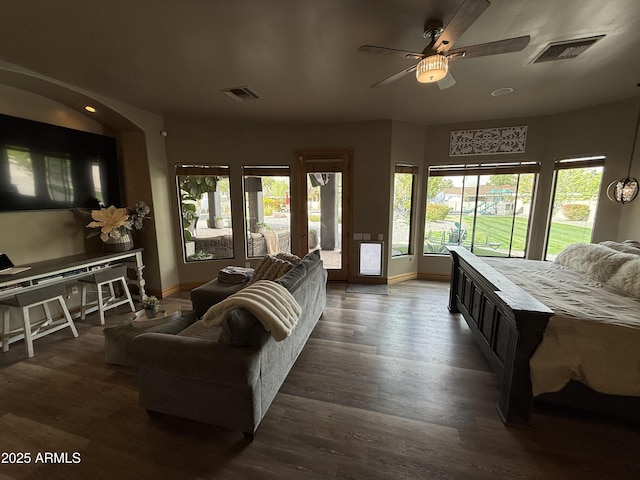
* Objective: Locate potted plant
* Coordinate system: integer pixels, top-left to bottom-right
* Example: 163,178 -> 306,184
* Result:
142,295 -> 161,318
214,215 -> 224,229
255,222 -> 268,234
308,228 -> 319,249
188,250 -> 214,261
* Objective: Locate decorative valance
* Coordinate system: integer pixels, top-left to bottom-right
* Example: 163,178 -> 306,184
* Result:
449,126 -> 527,156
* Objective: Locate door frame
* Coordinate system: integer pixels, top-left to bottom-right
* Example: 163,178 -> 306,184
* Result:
295,149 -> 352,281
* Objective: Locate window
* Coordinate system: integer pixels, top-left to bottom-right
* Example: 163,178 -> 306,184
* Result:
45,155 -> 73,203
392,164 -> 418,256
242,167 -> 292,258
91,163 -> 105,204
424,162 -> 538,257
545,156 -> 605,260
7,148 -> 35,196
176,165 -> 232,262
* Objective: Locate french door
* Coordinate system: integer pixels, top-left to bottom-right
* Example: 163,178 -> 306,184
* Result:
296,150 -> 351,281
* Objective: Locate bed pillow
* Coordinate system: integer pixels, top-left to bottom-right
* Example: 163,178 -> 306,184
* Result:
599,240 -> 640,256
605,257 -> 640,300
555,242 -> 640,298
554,243 -> 636,283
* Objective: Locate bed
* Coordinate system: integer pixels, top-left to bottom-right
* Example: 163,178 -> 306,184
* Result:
447,242 -> 640,425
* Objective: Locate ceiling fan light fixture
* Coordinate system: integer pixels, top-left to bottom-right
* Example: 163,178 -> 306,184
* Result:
416,54 -> 448,83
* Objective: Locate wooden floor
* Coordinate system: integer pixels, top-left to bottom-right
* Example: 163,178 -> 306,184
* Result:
0,280 -> 638,479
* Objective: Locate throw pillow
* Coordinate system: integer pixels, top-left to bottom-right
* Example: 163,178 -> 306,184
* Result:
275,252 -> 302,265
277,250 -> 322,290
247,255 -> 294,285
275,261 -> 307,291
219,309 -> 266,346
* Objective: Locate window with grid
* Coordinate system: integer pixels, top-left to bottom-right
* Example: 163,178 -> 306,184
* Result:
424,162 -> 539,257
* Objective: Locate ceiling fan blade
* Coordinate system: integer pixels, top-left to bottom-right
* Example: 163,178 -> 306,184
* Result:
447,35 -> 530,59
433,0 -> 490,53
437,71 -> 457,90
358,45 -> 424,61
370,64 -> 418,88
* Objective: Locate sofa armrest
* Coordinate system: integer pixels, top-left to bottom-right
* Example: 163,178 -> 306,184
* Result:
128,332 -> 260,388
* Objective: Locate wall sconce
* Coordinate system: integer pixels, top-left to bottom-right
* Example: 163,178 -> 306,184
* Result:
607,97 -> 640,204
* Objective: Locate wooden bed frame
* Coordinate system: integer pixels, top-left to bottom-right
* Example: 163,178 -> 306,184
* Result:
447,246 -> 640,425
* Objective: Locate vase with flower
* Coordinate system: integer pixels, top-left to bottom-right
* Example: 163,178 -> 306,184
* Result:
86,201 -> 151,252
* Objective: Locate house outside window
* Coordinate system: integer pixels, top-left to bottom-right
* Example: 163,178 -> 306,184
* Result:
424,162 -> 538,257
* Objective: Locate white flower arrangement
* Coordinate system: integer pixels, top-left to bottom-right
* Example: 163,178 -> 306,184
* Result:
87,201 -> 150,242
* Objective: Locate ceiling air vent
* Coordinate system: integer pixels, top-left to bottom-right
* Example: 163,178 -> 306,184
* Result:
532,35 -> 605,63
220,86 -> 260,102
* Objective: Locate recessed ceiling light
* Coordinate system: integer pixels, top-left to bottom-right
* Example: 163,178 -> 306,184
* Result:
491,88 -> 514,97
84,105 -> 97,113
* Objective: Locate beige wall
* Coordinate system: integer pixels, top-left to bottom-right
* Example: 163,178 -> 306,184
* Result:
419,98 -> 636,278
388,121 -> 426,281
1,76 -> 635,291
0,80 -> 179,297
163,117 -> 392,286
0,85 -> 106,265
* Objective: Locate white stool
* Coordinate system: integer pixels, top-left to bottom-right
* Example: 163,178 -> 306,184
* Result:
1,282 -> 78,358
80,265 -> 135,325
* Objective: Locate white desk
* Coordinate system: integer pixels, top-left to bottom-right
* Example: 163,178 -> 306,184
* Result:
0,248 -> 145,302
0,249 -> 145,352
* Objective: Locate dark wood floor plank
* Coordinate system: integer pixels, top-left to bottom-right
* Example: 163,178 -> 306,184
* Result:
0,279 -> 638,479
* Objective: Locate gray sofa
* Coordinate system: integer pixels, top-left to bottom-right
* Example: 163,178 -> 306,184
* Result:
128,250 -> 327,439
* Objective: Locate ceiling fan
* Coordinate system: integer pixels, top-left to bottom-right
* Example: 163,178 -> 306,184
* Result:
358,0 -> 530,89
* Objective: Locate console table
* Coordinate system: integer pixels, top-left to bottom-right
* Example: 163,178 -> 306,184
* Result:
0,249 -> 145,353
0,248 -> 145,302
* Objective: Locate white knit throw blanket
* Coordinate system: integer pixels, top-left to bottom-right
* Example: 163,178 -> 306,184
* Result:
201,280 -> 302,341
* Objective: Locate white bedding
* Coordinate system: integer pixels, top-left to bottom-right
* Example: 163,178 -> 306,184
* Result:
483,256 -> 640,397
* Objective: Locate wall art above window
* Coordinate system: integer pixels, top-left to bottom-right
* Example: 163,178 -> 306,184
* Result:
449,126 -> 527,156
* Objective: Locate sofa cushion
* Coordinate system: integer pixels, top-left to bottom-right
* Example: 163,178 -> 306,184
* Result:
177,319 -> 223,342
247,255 -> 294,285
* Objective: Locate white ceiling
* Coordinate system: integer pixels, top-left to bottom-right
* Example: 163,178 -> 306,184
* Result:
0,0 -> 639,126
